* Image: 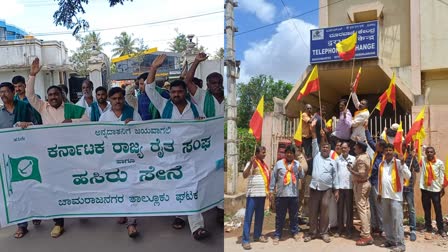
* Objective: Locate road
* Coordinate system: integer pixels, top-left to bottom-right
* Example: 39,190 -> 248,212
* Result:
0,210 -> 223,252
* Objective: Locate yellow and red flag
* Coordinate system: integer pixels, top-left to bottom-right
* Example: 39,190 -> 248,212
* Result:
375,73 -> 396,116
293,111 -> 303,146
336,32 -> 357,61
249,96 -> 264,142
405,106 -> 425,145
352,67 -> 362,93
393,121 -> 404,155
297,65 -> 320,101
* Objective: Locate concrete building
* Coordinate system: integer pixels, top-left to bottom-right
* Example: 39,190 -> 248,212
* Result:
266,0 -> 448,216
0,38 -> 72,100
0,20 -> 26,41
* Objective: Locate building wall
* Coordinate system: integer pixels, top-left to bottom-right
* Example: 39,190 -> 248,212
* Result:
420,0 -> 448,70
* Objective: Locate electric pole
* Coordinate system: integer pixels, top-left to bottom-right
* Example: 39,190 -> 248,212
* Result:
225,0 -> 239,194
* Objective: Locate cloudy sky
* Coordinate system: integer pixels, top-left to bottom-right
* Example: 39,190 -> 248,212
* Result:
1,0 -> 224,59
235,0 -> 319,84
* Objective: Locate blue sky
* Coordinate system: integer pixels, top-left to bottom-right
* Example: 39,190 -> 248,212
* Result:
234,0 -> 319,84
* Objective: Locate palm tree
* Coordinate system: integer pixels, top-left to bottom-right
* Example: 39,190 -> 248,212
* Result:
85,31 -> 109,51
112,32 -> 138,57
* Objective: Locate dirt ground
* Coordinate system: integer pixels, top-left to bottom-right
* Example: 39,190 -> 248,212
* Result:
224,213 -> 448,251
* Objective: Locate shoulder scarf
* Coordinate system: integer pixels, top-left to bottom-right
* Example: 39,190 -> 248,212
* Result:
203,90 -> 216,118
162,101 -> 199,119
64,103 -> 86,120
369,152 -> 383,177
283,159 -> 297,186
403,151 -> 410,187
120,104 -> 135,121
331,151 -> 339,160
254,159 -> 270,194
90,102 -> 101,121
354,108 -> 368,117
13,100 -> 30,124
378,158 -> 401,194
424,157 -> 437,187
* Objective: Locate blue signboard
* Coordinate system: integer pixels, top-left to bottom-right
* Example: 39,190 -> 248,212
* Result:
310,20 -> 378,64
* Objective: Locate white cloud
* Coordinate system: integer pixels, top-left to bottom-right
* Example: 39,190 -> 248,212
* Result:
239,0 -> 276,23
239,18 -> 317,84
0,0 -> 24,18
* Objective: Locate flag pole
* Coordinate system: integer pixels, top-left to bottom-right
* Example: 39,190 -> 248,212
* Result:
345,57 -> 357,111
318,89 -> 323,132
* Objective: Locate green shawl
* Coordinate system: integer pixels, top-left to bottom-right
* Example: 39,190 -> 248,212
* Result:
203,90 -> 215,118
64,103 -> 86,120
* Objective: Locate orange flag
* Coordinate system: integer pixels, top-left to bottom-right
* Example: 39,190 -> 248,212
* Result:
352,67 -> 362,92
293,111 -> 303,146
393,122 -> 403,155
336,32 -> 357,61
297,65 -> 319,101
249,96 -> 264,142
375,73 -> 396,116
405,106 -> 425,145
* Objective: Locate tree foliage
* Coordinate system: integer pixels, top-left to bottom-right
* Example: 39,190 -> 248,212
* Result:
70,32 -> 108,76
212,48 -> 224,60
168,29 -> 206,54
237,75 -> 293,128
112,32 -> 138,57
53,0 -> 133,35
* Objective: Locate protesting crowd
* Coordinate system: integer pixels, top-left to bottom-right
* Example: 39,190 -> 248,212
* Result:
0,53 -> 224,240
241,85 -> 446,252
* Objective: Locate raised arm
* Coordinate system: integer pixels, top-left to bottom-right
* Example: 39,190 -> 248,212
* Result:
185,53 -> 208,96
351,92 -> 360,110
145,54 -> 167,113
26,58 -> 45,113
310,119 -> 319,158
365,128 -> 377,151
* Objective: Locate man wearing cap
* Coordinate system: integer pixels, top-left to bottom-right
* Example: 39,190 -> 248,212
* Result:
347,141 -> 373,245
380,123 -> 403,144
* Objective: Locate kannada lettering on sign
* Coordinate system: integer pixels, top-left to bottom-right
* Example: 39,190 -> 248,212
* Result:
0,117 -> 224,228
310,21 -> 379,64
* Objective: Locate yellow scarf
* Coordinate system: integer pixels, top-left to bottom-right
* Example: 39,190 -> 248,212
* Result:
283,159 -> 296,186
354,108 -> 368,117
254,159 -> 270,194
378,158 -> 402,194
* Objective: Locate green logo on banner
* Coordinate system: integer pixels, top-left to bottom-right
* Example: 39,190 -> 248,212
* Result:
9,156 -> 41,183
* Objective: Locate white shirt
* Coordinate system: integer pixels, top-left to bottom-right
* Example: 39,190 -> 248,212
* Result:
244,161 -> 267,197
336,154 -> 356,189
193,88 -> 225,117
76,95 -> 96,118
145,80 -> 204,120
380,158 -> 411,201
420,158 -> 445,193
97,101 -> 112,115
98,109 -> 142,122
351,92 -> 369,141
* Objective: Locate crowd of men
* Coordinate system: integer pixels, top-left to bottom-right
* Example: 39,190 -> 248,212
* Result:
0,53 -> 224,240
241,89 -> 446,252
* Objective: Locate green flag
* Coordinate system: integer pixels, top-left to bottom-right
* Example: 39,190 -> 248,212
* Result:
9,156 -> 41,183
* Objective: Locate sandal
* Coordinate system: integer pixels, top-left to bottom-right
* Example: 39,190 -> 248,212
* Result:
172,217 -> 185,229
117,217 -> 128,224
14,227 -> 28,239
32,220 -> 41,226
127,224 -> 139,238
193,228 -> 210,241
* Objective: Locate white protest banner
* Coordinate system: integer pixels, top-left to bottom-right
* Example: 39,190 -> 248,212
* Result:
0,117 -> 224,228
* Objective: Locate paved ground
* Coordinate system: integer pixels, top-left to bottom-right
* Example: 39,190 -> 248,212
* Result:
225,233 -> 448,252
0,210 -> 223,252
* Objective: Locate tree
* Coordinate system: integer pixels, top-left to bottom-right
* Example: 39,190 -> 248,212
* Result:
168,29 -> 207,54
212,48 -> 224,60
70,32 -> 108,76
237,75 -> 293,128
169,32 -> 188,53
112,32 -> 138,57
53,0 -> 133,35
